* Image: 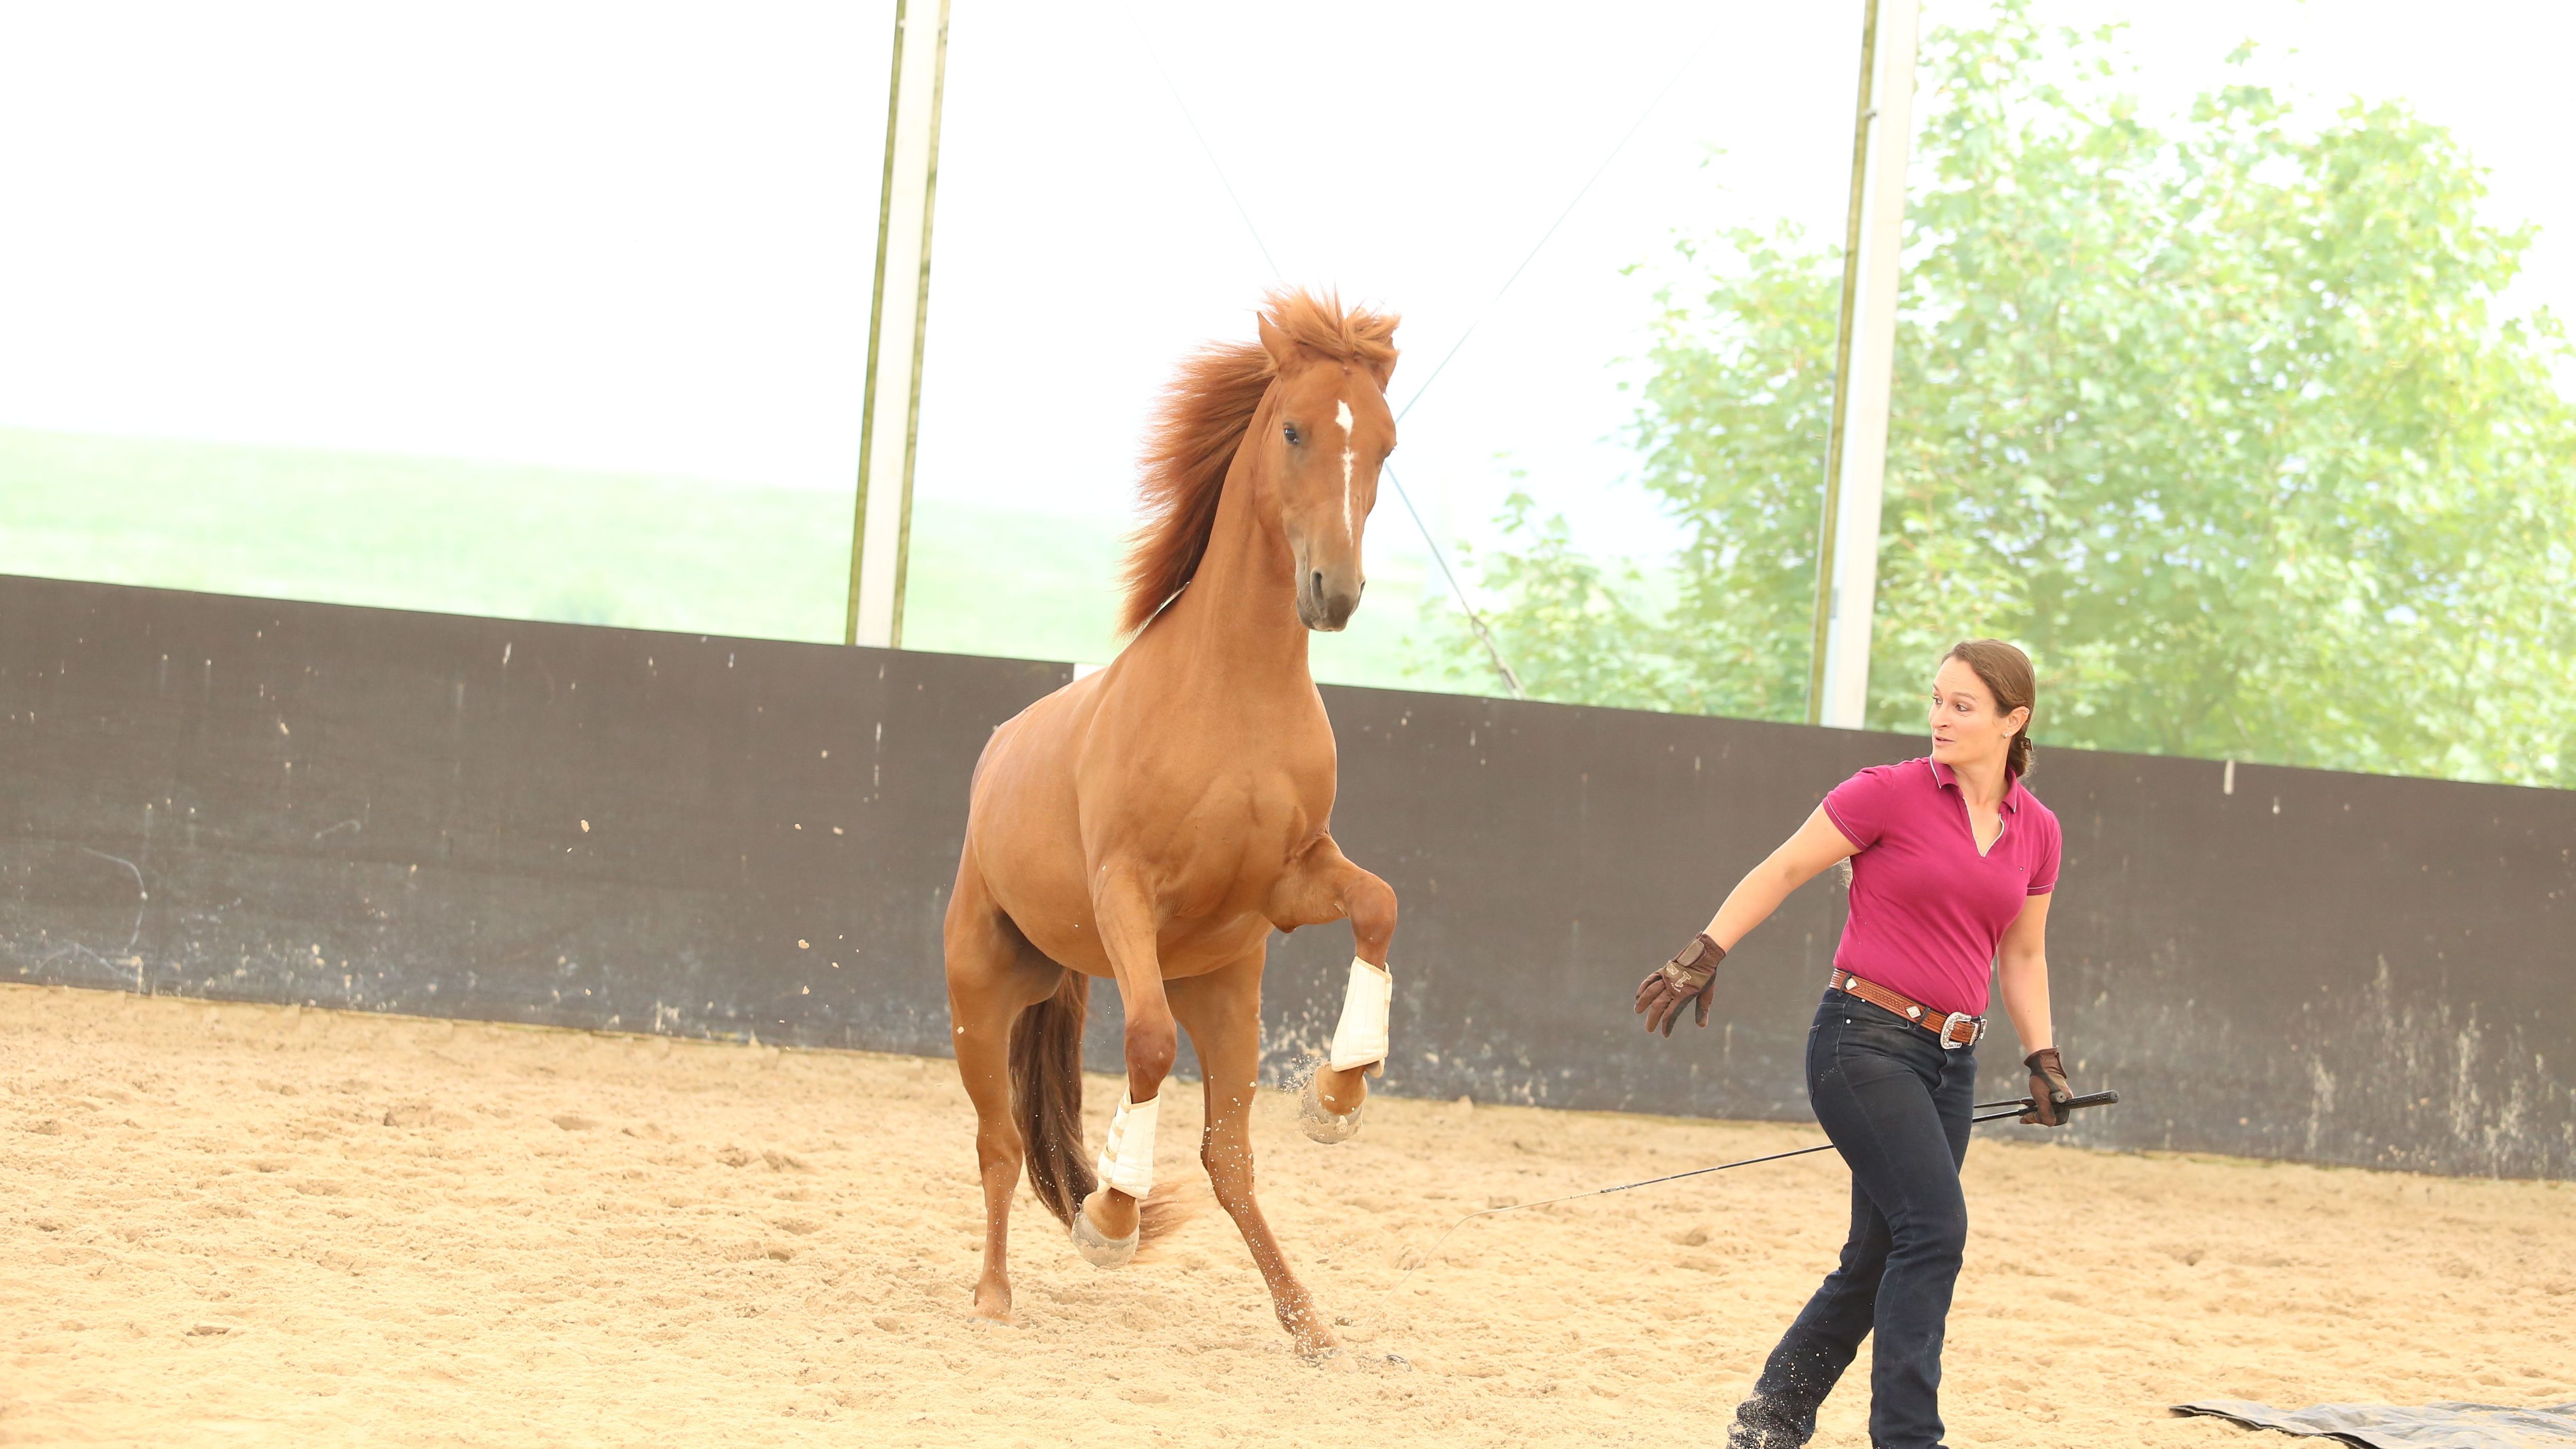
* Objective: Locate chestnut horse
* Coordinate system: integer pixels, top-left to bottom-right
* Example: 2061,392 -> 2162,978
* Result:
943,290 -> 1402,1353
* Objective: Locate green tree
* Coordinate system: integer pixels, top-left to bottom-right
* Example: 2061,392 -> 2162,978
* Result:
1449,4 -> 2576,787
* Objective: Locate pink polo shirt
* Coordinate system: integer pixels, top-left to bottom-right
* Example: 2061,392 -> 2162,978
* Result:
1821,757 -> 2060,1018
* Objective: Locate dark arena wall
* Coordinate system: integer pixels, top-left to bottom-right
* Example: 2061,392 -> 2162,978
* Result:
5,574 -> 2569,1178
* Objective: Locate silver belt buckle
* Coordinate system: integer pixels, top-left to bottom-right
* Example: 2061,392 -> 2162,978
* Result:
1938,1011 -> 1982,1051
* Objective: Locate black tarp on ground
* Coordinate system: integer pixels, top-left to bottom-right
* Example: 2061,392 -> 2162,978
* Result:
2174,1398 -> 2576,1447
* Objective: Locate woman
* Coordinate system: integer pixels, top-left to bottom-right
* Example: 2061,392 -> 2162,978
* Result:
1633,639 -> 2075,1449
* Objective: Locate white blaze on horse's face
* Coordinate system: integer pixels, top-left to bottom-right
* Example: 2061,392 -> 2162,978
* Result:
1277,366 -> 1394,633
1336,399 -> 1357,536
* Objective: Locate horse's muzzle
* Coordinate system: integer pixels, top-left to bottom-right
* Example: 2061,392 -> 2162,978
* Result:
1298,570 -> 1363,632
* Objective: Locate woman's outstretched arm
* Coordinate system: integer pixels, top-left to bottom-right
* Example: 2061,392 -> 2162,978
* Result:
1637,806 -> 1860,1034
1700,805 -> 1863,950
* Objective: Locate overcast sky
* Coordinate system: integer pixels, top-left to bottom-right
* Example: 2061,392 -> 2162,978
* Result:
3,1 -> 2568,570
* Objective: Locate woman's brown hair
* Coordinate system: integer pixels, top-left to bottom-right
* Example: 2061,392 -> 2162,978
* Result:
1946,639 -> 2037,780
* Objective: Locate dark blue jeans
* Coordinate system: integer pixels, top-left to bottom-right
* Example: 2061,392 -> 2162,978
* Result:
1731,990 -> 1977,1449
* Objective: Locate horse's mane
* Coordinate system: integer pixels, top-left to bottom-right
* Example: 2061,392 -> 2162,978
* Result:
1116,288 -> 1400,636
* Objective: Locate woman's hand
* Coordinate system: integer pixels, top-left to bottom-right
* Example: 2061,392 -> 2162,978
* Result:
2020,1047 -> 2072,1126
1634,933 -> 1725,1036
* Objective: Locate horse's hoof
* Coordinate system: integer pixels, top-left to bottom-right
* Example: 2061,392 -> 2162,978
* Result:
1070,1196 -> 1139,1268
1282,1310 -> 1343,1361
1298,1073 -> 1365,1144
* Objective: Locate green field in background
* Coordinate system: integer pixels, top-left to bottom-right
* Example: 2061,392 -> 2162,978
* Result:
0,427 -> 1457,691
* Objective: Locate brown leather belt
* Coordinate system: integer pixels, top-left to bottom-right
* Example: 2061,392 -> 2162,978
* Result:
1829,969 -> 1986,1050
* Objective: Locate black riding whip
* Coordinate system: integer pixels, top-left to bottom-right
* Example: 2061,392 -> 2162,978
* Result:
1392,1089 -> 2121,1284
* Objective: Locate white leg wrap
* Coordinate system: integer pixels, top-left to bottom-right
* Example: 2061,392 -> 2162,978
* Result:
1327,957 -> 1393,1072
1092,1090 -> 1160,1199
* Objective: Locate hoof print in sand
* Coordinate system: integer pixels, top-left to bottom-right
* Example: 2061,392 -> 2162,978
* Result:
382,1102 -> 470,1129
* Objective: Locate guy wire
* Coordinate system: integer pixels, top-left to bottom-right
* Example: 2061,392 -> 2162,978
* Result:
1116,9 -> 1734,701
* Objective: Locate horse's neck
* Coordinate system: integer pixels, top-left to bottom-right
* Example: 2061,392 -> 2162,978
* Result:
1158,446 -> 1311,692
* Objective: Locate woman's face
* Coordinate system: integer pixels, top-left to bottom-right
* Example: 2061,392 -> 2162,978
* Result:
1928,658 -> 2029,773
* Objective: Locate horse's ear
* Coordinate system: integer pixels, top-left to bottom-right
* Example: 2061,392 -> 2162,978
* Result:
1257,311 -> 1300,370
1363,349 -> 1398,393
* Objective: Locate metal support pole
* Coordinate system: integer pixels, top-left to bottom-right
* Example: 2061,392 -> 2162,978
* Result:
845,0 -> 952,649
1805,0 -> 1878,724
1806,0 -> 1919,727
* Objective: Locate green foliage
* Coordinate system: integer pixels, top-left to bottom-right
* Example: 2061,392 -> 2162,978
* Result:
0,428 -> 1120,657
0,428 -> 1446,690
1453,3 -> 2576,787
1450,490 -> 1693,712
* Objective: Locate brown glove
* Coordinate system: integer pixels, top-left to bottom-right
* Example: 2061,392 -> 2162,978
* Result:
1634,933 -> 1725,1037
2021,1047 -> 2072,1126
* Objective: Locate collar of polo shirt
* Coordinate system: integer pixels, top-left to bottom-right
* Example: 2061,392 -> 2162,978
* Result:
1928,757 -> 2022,812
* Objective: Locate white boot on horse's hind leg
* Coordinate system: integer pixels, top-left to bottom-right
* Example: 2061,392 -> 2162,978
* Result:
1300,958 -> 1390,1145
1072,1090 -> 1158,1267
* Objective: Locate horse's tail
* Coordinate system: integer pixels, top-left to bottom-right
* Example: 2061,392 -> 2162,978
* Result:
1009,968 -> 1191,1241
1012,969 -> 1097,1226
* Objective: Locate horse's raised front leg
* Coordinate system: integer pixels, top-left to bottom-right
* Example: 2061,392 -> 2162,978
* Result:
1268,835 -> 1398,1140
1073,867 -> 1179,1259
943,850 -> 1064,1323
1167,950 -> 1337,1355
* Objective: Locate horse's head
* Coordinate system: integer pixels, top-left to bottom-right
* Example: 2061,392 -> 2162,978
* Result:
1257,304 -> 1398,633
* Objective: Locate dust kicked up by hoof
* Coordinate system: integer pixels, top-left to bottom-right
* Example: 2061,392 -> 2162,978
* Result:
1297,1071 -> 1364,1145
1070,1195 -> 1140,1268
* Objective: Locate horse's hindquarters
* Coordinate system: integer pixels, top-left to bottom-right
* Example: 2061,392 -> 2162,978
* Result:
962,692 -> 1103,974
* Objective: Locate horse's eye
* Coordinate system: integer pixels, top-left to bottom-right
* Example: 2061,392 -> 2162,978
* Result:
1283,423 -> 1301,445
